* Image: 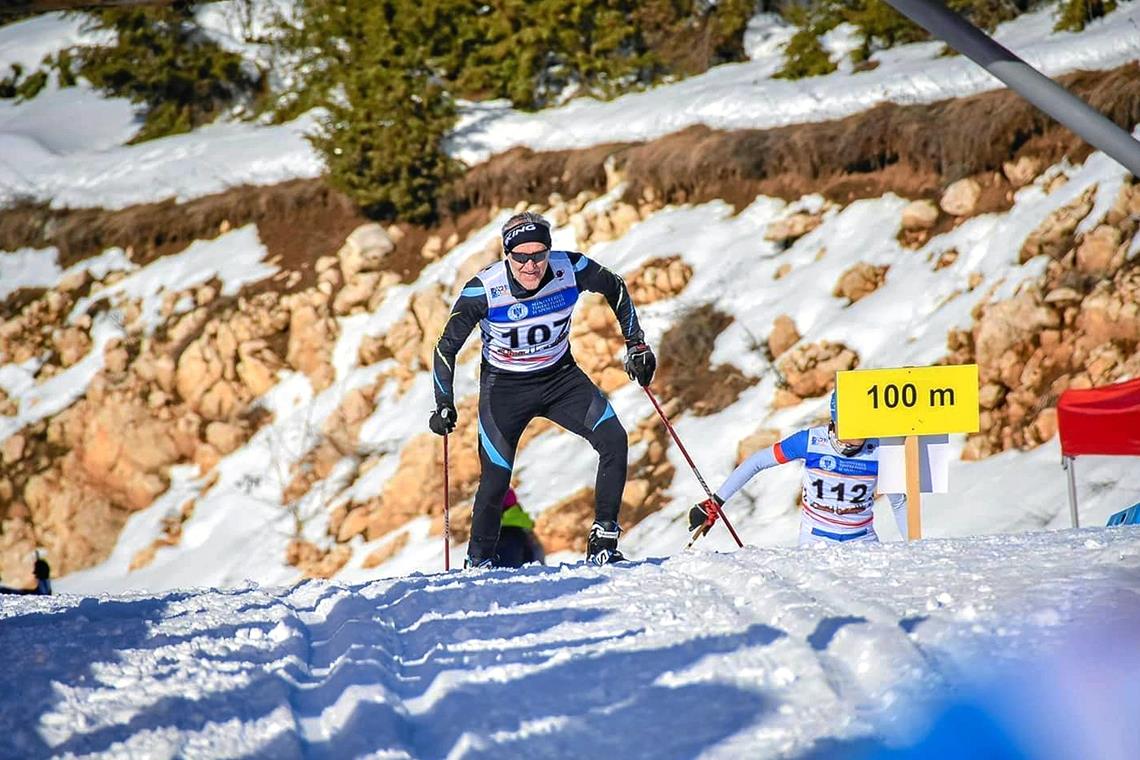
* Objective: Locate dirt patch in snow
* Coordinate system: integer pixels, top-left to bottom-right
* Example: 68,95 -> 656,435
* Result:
446,64 -> 1140,215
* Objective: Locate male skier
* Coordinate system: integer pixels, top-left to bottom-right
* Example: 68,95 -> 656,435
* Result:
690,391 -> 908,544
429,211 -> 656,567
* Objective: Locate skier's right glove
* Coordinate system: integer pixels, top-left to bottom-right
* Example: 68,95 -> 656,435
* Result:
429,401 -> 457,436
624,341 -> 656,387
688,495 -> 724,532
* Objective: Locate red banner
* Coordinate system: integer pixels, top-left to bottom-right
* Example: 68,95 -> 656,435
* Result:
1058,377 -> 1140,457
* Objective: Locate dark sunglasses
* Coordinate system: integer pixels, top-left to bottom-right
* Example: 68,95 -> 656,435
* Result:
508,249 -> 550,265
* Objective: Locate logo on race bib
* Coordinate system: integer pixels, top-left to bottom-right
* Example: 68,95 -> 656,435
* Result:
819,455 -> 838,471
507,303 -> 529,321
490,285 -> 507,298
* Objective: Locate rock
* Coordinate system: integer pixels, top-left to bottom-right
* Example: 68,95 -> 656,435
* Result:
1045,173 -> 1070,194
421,235 -> 443,260
736,428 -> 781,464
774,262 -> 792,280
193,442 -> 221,474
833,263 -> 889,303
1019,186 -> 1096,263
362,534 -> 410,569
1034,408 -> 1058,442
176,340 -> 223,406
1002,156 -> 1042,188
933,249 -> 959,270
621,479 -> 651,511
52,327 -> 91,367
338,223 -> 395,281
453,242 -> 501,295
2,434 -> 26,465
58,269 -> 90,293
409,285 -> 452,369
333,271 -> 383,315
901,200 -> 939,230
772,388 -> 802,409
195,284 -> 217,306
286,540 -> 351,579
940,178 -> 982,217
1075,225 -> 1123,275
1044,287 -> 1082,304
599,366 -> 629,393
287,304 -> 337,390
972,292 -> 1059,374
237,340 -> 281,397
205,421 -> 245,455
533,488 -> 596,553
767,314 -> 800,358
197,380 -> 242,421
609,203 -> 642,237
337,507 -> 372,542
765,212 -> 822,244
778,341 -> 859,398
23,469 -> 124,575
979,383 -> 1006,410
104,343 -> 129,374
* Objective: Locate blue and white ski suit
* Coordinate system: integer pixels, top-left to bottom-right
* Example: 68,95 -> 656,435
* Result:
715,426 -> 907,545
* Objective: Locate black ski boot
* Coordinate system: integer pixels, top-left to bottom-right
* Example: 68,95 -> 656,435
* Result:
463,555 -> 494,570
586,521 -> 626,565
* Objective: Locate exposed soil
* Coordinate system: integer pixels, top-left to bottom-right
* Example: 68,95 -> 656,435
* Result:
449,63 -> 1140,214
655,303 -> 757,416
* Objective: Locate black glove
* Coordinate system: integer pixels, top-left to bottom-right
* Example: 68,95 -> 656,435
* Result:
33,558 -> 50,581
429,402 -> 457,436
624,341 -> 656,387
688,495 -> 724,532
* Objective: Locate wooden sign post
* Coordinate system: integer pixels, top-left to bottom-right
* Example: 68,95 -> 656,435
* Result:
836,365 -> 980,541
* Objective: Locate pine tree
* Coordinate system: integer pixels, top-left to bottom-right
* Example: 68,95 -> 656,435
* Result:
76,4 -> 262,142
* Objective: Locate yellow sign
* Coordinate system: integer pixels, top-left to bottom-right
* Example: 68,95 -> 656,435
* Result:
835,364 -> 979,439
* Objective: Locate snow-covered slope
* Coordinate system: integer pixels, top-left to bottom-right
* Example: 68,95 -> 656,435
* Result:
3,528 -> 1138,758
2,3 -> 1139,208
50,144 -> 1140,595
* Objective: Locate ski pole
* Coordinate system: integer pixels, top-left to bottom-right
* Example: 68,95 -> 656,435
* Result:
443,432 -> 451,571
642,386 -> 744,548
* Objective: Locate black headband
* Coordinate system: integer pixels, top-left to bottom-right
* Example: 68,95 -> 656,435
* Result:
502,221 -> 552,252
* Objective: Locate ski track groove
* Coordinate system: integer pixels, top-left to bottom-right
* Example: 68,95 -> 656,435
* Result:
2,530 -> 1138,758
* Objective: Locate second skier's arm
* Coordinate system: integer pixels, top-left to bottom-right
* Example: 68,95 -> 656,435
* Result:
690,431 -> 809,529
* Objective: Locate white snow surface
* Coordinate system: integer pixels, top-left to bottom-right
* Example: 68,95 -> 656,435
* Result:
445,3 -> 1140,164
3,529 -> 1139,758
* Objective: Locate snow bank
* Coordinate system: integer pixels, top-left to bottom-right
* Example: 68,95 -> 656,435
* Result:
20,528 -> 1140,758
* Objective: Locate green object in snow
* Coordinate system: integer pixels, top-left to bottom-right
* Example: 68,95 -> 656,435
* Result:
501,505 -> 535,531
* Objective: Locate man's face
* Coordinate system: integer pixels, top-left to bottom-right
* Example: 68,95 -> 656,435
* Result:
506,241 -> 550,290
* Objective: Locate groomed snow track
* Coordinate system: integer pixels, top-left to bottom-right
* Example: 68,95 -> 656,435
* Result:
2,528 -> 1138,759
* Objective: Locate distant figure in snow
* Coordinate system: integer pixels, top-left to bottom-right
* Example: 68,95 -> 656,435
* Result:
690,391 -> 908,545
493,488 -> 545,568
429,211 -> 656,568
0,555 -> 52,595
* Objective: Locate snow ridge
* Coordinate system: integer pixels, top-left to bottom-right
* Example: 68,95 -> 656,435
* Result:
4,528 -> 1138,758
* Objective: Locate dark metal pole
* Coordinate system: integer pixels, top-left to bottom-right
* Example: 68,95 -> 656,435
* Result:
883,0 -> 1140,178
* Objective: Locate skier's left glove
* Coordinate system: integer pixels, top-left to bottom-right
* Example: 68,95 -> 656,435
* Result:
624,341 -> 656,387
688,495 -> 724,532
429,401 -> 457,436
33,559 -> 50,581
